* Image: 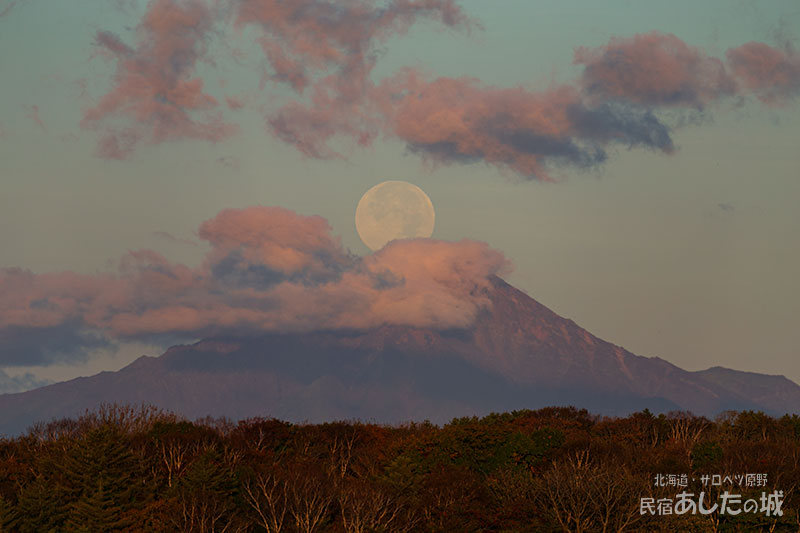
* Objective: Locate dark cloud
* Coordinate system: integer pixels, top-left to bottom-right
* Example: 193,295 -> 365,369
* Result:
0,369 -> 50,394
0,322 -> 112,366
567,103 -> 674,153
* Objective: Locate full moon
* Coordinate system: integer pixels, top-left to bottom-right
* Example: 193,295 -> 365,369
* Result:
355,181 -> 435,251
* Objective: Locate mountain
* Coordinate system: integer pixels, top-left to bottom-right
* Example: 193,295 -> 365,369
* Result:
1,276 -> 798,435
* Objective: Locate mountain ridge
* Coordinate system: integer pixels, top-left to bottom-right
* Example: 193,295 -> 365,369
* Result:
1,276 -> 797,435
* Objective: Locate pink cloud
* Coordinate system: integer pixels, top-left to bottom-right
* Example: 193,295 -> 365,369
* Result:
25,105 -> 46,132
225,96 -> 246,110
94,128 -> 141,160
198,206 -> 354,282
574,32 -> 736,108
82,0 -> 238,158
79,3 -> 798,177
373,69 -> 673,180
234,0 -> 473,94
266,67 -> 383,159
0,206 -> 511,364
234,0 -> 474,158
355,238 -> 511,329
726,42 -> 800,104
82,0 -> 472,159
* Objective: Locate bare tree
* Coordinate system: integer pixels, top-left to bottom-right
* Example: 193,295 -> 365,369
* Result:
338,478 -> 417,533
327,429 -> 357,480
536,451 -> 647,533
242,471 -> 288,533
174,494 -> 248,533
160,440 -> 189,488
287,468 -> 333,533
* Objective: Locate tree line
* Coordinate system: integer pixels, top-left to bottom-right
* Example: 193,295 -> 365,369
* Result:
0,404 -> 799,532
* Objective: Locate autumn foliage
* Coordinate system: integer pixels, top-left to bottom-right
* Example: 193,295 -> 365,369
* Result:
0,404 -> 798,532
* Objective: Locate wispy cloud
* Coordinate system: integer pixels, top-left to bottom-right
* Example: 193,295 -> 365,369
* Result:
153,231 -> 199,246
0,0 -> 19,19
25,104 -> 46,132
82,0 -> 238,159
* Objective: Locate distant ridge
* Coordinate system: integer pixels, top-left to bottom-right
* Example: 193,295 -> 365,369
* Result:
1,276 -> 798,435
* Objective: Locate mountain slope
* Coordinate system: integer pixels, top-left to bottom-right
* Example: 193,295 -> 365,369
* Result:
0,277 -> 797,435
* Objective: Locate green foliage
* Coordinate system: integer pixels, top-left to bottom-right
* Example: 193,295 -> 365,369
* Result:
432,416 -> 564,474
61,424 -> 143,531
496,429 -> 564,469
691,440 -> 723,469
0,495 -> 13,532
168,450 -> 244,531
381,453 -> 424,496
148,420 -> 199,441
174,451 -> 237,497
11,475 -> 71,532
719,410 -> 775,441
778,413 -> 800,439
65,481 -> 131,532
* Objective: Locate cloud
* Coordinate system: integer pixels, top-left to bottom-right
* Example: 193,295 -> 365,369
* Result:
262,30 -> 800,179
80,3 -> 798,176
234,0 -> 474,93
82,0 -> 238,158
0,207 -> 510,365
153,231 -> 198,246
575,32 -> 736,109
82,0 -> 472,159
257,32 -> 753,179
198,206 -> 355,286
374,71 -> 673,180
233,0 -> 475,158
726,42 -> 800,104
225,96 -> 245,110
25,104 -> 46,132
0,322 -> 111,367
718,202 -> 735,212
0,369 -> 50,394
0,1 -> 19,18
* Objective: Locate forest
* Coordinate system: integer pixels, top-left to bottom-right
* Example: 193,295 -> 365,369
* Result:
0,404 -> 798,532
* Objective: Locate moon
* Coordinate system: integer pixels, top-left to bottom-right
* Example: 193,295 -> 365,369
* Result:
355,181 -> 435,251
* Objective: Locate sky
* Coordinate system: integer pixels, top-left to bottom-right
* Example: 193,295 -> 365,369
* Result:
0,0 -> 798,392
